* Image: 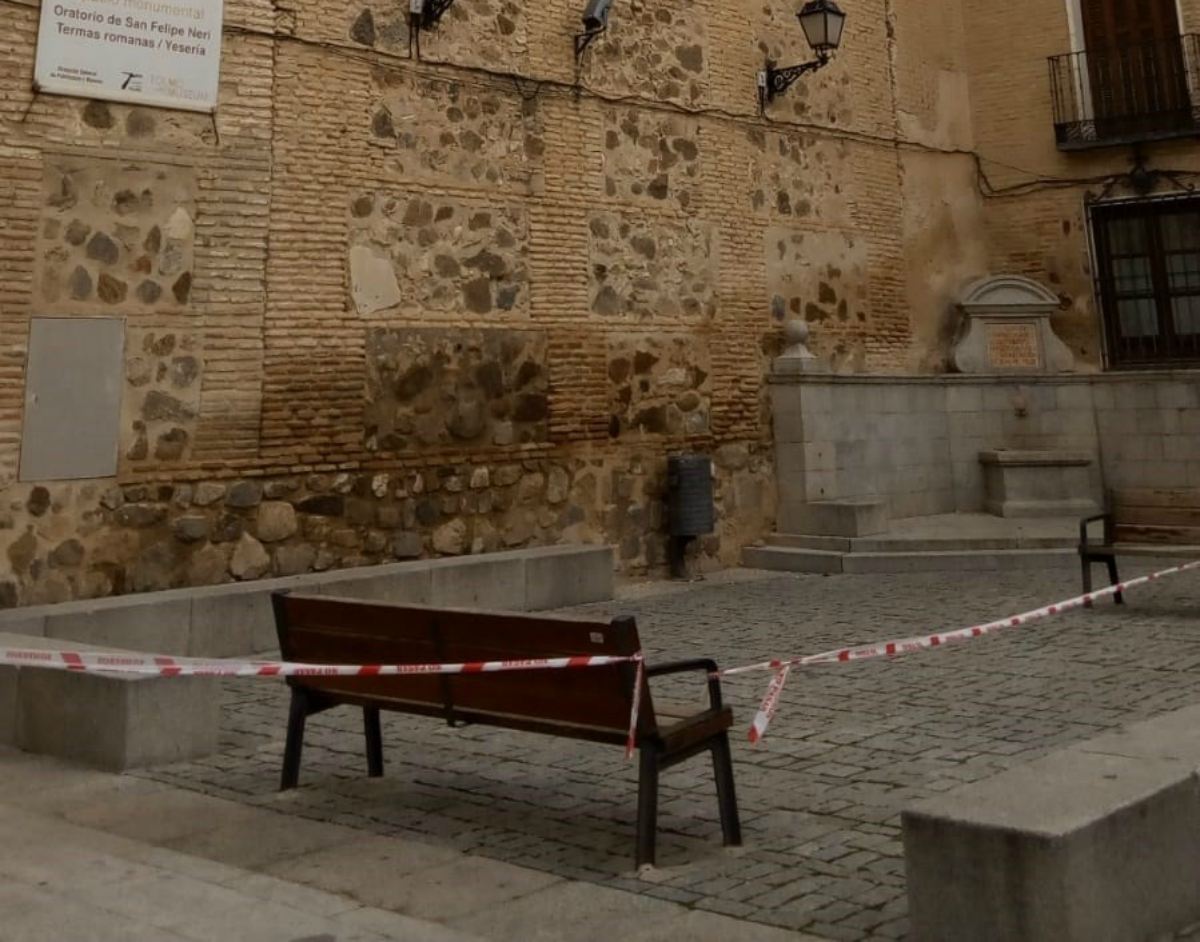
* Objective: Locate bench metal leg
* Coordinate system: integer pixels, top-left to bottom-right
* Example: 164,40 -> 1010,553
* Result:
281,688 -> 308,791
364,707 -> 384,778
636,747 -> 660,868
710,732 -> 742,848
1107,557 -> 1124,605
1081,555 -> 1093,596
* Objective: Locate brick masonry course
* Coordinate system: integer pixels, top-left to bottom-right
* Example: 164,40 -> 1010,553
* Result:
132,562 -> 1200,941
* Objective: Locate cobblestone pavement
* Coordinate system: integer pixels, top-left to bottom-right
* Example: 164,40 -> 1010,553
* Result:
135,561 -> 1200,941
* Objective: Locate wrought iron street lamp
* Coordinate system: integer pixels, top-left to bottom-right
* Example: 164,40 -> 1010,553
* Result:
758,0 -> 847,111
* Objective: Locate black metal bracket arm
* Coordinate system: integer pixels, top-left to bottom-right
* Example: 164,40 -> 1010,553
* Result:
415,0 -> 456,29
574,25 -> 606,59
758,54 -> 830,111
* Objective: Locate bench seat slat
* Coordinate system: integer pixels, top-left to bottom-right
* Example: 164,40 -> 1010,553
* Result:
1113,524 -> 1200,545
1114,506 -> 1200,527
1112,488 -> 1200,509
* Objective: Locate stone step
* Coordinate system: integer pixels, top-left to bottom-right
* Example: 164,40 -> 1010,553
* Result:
764,533 -> 852,552
850,534 -> 1075,553
767,533 -> 1076,553
842,548 -> 1077,573
742,546 -> 844,574
0,633 -> 219,771
744,545 -> 1076,575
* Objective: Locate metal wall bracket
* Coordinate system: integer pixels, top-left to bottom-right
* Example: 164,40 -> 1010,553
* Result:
574,26 -> 606,59
415,0 -> 456,29
758,55 -> 829,113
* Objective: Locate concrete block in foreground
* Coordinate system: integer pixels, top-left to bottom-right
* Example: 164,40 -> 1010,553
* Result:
904,705 -> 1200,942
0,633 -> 218,771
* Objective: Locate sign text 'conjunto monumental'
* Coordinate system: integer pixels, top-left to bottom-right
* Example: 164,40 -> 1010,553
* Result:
34,0 -> 223,112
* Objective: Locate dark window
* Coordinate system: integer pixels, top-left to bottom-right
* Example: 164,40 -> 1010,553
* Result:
1092,197 -> 1200,368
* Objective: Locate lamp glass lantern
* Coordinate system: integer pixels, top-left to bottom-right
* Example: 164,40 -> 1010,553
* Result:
797,0 -> 846,57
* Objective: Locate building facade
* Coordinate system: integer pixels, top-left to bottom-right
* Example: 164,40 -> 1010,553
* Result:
0,0 -> 1197,605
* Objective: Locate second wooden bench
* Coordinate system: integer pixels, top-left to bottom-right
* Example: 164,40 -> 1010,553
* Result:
1080,488 -> 1200,599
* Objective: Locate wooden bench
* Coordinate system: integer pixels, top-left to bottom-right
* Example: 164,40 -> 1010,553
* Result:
1079,488 -> 1200,599
271,592 -> 741,867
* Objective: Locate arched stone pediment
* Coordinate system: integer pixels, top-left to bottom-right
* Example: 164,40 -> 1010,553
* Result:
960,275 -> 1060,314
953,274 -> 1074,374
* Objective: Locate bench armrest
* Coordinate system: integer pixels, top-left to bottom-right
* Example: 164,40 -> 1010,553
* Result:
646,658 -> 723,710
1080,512 -> 1112,549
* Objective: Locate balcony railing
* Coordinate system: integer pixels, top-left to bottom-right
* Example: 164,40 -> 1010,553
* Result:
1049,34 -> 1200,150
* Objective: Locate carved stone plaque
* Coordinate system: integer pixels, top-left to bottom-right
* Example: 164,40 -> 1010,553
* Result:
985,323 -> 1042,370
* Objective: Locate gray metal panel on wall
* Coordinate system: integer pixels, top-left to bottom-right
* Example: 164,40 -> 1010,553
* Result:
19,316 -> 125,482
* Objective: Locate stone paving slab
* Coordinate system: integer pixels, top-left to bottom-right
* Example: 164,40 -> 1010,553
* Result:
1,746 -> 818,941
0,798 -> 482,942
129,561 -> 1200,941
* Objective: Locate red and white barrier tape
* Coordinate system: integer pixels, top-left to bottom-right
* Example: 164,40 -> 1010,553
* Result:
4,559 -> 1197,752
0,649 -> 640,679
738,559 -> 1200,743
0,647 -> 647,760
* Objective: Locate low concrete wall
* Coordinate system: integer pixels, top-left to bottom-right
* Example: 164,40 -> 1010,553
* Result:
0,544 -> 615,657
770,371 -> 1200,524
903,704 -> 1200,942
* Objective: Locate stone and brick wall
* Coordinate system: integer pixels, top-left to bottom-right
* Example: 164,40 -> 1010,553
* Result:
4,0 -> 1155,606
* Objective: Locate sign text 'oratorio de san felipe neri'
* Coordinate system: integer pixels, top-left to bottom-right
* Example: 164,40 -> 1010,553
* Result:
34,0 -> 223,113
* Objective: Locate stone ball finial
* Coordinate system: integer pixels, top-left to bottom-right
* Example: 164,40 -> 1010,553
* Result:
774,317 -> 828,374
782,318 -> 810,348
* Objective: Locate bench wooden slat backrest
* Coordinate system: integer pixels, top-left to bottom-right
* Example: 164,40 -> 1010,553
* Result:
273,593 -> 656,745
1111,488 -> 1200,545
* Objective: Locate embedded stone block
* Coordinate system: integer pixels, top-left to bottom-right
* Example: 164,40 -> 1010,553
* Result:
607,334 -> 711,438
365,328 -> 548,451
601,108 -> 700,210
579,2 -> 708,105
348,196 -> 530,318
414,0 -> 526,71
767,228 -> 868,328
36,157 -> 196,315
747,129 -> 850,227
122,328 -> 202,467
373,69 -> 542,192
588,213 -> 718,321
980,450 -> 1098,518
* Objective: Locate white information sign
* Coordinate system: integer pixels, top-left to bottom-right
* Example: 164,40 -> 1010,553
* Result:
34,0 -> 224,113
